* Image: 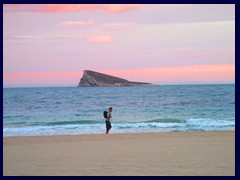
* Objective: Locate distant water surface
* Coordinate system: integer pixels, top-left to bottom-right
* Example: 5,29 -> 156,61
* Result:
3,84 -> 235,136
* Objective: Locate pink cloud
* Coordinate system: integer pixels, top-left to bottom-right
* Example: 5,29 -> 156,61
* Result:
155,4 -> 191,10
103,22 -> 137,31
4,4 -> 143,14
102,4 -> 143,13
59,21 -> 95,28
89,35 -> 112,43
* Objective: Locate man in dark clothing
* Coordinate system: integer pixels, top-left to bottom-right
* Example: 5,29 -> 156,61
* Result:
105,107 -> 112,134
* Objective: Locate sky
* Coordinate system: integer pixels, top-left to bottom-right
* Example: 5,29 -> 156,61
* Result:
3,4 -> 235,87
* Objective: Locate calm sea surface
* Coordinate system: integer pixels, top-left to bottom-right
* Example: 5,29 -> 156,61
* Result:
3,84 -> 235,136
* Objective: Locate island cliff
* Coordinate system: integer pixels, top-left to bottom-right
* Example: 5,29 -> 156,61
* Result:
78,70 -> 153,87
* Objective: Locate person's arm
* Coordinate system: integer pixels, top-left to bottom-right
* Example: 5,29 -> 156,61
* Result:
107,113 -> 112,120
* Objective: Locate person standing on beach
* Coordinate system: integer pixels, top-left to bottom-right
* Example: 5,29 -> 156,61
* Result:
105,107 -> 112,134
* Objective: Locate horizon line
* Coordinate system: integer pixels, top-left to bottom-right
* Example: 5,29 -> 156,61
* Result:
3,82 -> 235,88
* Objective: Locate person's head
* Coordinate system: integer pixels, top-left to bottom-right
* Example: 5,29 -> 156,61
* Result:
109,107 -> 112,112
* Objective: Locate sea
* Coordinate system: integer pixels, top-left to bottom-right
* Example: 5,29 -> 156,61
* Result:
3,84 -> 235,137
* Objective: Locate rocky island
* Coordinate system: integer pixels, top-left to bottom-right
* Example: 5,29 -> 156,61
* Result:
78,70 -> 153,87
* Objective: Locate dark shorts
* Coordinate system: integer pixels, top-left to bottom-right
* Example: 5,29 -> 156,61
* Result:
105,120 -> 112,130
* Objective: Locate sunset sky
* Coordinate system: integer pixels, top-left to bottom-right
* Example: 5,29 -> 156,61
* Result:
3,4 -> 235,87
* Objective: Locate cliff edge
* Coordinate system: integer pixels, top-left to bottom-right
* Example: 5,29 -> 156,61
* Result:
78,70 -> 153,87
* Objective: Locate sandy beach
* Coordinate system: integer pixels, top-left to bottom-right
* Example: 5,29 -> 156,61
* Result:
3,131 -> 235,176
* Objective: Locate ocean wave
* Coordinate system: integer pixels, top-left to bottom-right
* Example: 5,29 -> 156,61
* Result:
4,115 -> 26,119
185,118 -> 235,128
5,121 -> 27,125
45,120 -> 100,126
3,118 -> 235,137
5,120 -> 101,127
144,118 -> 183,123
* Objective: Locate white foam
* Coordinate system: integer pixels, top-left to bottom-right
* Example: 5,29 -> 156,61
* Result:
3,118 -> 235,137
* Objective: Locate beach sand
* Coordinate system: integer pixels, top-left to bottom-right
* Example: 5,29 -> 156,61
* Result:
3,131 -> 235,176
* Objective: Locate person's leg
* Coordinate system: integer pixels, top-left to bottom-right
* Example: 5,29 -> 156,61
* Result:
105,120 -> 109,134
109,122 -> 112,132
106,121 -> 110,134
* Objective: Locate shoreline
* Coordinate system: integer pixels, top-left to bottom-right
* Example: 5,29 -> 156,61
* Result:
4,131 -> 235,176
3,128 -> 235,138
